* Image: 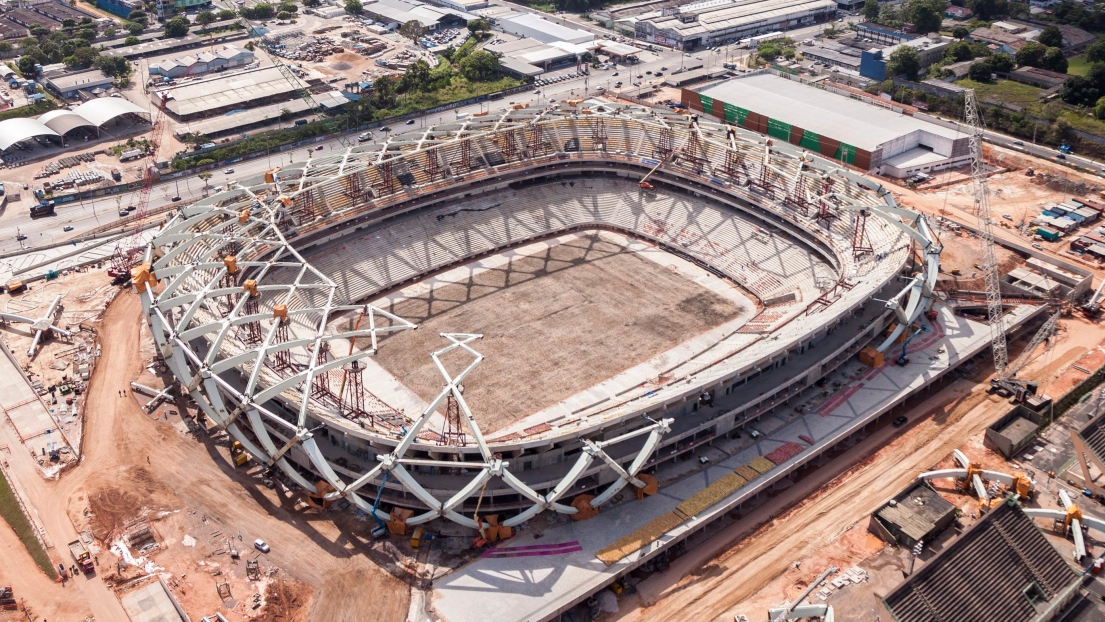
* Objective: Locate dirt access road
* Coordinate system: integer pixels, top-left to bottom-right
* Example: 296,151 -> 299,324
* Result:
2,290 -> 410,621
612,315 -> 1100,622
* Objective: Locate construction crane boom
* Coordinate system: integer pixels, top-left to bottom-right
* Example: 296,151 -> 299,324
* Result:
966,90 -> 1010,382
108,91 -> 169,279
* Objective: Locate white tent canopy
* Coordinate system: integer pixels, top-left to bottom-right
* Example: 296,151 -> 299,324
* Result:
38,110 -> 95,136
0,118 -> 60,151
72,98 -> 149,127
0,98 -> 150,152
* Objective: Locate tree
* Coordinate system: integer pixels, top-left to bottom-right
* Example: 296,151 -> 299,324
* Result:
1015,41 -> 1047,67
1037,25 -> 1063,48
945,40 -> 974,62
278,1 -> 298,13
103,27 -> 116,37
1083,40 -> 1105,65
968,59 -> 992,81
63,46 -> 97,69
988,52 -> 1014,73
164,16 -> 190,37
0,42 -> 11,54
969,0 -> 1006,20
244,41 -> 255,51
280,107 -> 292,121
217,8 -> 237,19
195,10 -> 216,27
863,0 -> 880,21
1059,75 -> 1099,106
303,0 -> 321,6
1043,46 -> 1068,72
344,0 -> 362,14
123,20 -> 144,34
127,9 -> 147,23
277,10 -> 291,19
17,55 -> 37,77
97,54 -> 132,79
198,171 -> 213,188
1095,96 -> 1105,120
467,18 -> 490,34
906,0 -> 945,34
458,49 -> 499,81
886,45 -> 921,79
952,25 -> 969,38
399,19 -> 424,43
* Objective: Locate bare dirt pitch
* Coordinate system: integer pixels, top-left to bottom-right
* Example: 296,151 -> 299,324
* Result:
371,232 -> 745,431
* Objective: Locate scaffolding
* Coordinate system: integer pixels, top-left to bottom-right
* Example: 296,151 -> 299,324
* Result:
437,393 -> 467,446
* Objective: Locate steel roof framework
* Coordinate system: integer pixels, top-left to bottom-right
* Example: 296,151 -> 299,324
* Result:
137,103 -> 939,529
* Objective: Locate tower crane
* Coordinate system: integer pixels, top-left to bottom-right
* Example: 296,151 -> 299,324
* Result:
966,90 -> 1062,401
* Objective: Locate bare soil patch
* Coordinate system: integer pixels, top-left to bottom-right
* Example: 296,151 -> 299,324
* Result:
372,233 -> 743,430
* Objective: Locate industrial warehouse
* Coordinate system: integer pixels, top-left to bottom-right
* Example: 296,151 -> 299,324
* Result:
685,73 -> 971,177
632,0 -> 837,50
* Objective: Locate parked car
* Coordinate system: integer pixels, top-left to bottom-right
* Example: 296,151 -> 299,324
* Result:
893,416 -> 907,427
224,168 -> 234,174
171,195 -> 182,202
254,539 -> 270,553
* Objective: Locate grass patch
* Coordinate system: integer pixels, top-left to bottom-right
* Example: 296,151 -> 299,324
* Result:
1058,109 -> 1105,137
957,78 -> 1044,107
1067,55 -> 1092,77
0,468 -> 57,579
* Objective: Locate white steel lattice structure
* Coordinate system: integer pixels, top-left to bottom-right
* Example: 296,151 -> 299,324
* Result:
135,102 -> 940,530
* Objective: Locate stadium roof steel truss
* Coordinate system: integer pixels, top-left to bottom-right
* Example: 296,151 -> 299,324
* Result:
138,103 -> 938,528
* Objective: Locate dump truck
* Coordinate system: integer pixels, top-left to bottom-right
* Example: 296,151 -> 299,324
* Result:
68,539 -> 94,573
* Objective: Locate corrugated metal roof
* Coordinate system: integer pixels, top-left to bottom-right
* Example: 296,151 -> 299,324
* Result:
695,74 -> 963,152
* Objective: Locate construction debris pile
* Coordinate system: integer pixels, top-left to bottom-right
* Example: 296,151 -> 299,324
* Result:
817,566 -> 869,601
34,153 -> 96,179
264,30 -> 346,61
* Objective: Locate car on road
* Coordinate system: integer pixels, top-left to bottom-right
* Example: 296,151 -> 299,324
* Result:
893,416 -> 907,427
358,133 -> 371,142
63,225 -> 74,232
127,205 -> 136,211
224,168 -> 234,174
1056,154 -> 1066,160
534,89 -> 541,94
612,72 -> 619,76
1002,213 -> 1013,220
119,209 -> 129,217
254,539 -> 270,553
1013,140 -> 1023,146
1032,242 -> 1043,250
171,195 -> 182,202
15,233 -> 27,240
315,145 -> 324,150
660,66 -> 668,70
406,119 -> 415,124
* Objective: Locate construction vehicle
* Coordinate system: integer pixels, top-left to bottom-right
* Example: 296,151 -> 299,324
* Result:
68,539 -> 94,573
230,440 -> 250,467
246,559 -> 260,580
410,525 -> 424,549
0,585 -> 15,611
895,324 -> 929,366
1082,278 -> 1105,317
639,152 -> 672,191
964,90 -> 1054,406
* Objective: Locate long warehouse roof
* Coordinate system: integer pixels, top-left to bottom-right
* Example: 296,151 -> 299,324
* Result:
695,74 -> 963,152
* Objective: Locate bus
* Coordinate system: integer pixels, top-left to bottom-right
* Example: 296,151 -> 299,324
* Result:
29,200 -> 54,217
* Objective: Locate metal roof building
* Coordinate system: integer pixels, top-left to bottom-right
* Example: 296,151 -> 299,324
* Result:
149,44 -> 255,79
500,13 -> 594,45
883,499 -> 1081,622
42,69 -> 115,99
152,66 -> 309,120
634,0 -> 836,50
686,73 -> 970,177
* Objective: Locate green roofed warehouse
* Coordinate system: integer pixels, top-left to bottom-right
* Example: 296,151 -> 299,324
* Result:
684,73 -> 970,178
